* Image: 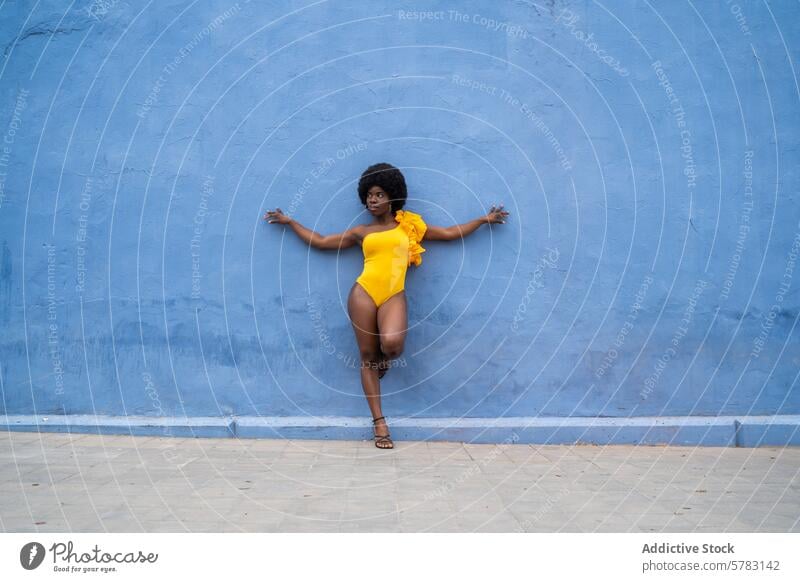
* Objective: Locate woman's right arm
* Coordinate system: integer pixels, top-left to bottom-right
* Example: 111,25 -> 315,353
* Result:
264,208 -> 360,250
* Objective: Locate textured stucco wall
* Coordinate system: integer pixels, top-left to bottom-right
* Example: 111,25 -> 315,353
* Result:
0,1 -> 798,442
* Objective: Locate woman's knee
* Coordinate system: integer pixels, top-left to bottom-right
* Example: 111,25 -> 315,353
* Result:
380,337 -> 404,359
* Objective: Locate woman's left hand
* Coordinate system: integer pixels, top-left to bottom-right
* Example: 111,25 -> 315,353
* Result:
485,204 -> 509,224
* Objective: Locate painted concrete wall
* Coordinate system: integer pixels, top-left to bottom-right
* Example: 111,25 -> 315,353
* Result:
0,1 -> 798,444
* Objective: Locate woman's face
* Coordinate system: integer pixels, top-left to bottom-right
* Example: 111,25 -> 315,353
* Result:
366,186 -> 391,215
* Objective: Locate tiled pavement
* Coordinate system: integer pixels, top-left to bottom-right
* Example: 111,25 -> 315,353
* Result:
1,431 -> 798,533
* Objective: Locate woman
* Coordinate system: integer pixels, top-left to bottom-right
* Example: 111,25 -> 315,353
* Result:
264,163 -> 509,449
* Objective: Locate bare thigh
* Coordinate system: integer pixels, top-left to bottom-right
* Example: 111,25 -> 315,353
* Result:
347,283 -> 380,361
377,291 -> 408,357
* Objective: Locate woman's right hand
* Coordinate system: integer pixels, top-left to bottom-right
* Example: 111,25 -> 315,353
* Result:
264,208 -> 291,224
484,204 -> 509,224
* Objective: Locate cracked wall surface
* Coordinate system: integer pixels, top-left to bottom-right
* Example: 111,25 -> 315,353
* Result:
0,1 -> 798,425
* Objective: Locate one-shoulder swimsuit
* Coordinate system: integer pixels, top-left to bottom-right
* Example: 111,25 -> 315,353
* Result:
355,210 -> 427,308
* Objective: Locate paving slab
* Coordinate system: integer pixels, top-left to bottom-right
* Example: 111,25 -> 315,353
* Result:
0,431 -> 798,532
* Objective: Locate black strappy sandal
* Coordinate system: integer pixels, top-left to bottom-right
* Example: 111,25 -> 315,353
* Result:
372,416 -> 394,449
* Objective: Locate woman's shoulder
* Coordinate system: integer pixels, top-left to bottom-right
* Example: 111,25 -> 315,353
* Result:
394,209 -> 427,266
395,209 -> 426,225
394,209 -> 427,237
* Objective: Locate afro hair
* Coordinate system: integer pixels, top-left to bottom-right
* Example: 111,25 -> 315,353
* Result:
357,163 -> 407,212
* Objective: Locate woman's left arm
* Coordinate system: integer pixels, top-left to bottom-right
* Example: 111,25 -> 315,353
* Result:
423,204 -> 509,241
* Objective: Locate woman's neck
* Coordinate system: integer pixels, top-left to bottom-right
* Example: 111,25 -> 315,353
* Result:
373,211 -> 396,226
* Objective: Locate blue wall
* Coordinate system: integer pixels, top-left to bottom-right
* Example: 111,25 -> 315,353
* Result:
1,1 -> 799,444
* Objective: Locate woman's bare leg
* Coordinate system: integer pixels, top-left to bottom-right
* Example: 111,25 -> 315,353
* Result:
368,290 -> 408,443
377,291 -> 408,366
347,283 -> 386,435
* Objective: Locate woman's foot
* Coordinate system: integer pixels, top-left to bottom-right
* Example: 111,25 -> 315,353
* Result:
377,353 -> 390,379
372,416 -> 394,449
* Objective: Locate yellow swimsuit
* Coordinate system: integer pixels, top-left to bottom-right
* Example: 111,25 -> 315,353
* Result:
355,210 -> 427,307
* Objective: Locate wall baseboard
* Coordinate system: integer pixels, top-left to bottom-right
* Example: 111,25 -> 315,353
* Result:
2,414 -> 799,446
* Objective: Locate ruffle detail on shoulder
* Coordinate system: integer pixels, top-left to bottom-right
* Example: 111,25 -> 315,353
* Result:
395,209 -> 427,267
